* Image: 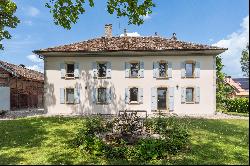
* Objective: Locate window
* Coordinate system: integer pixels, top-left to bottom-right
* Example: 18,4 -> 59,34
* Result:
186,87 -> 194,102
97,88 -> 107,103
159,62 -> 167,78
130,63 -> 140,77
130,87 -> 138,102
185,62 -> 194,77
66,63 -> 74,78
98,63 -> 107,78
66,88 -> 74,104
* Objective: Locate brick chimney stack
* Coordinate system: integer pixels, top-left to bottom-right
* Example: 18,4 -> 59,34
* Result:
105,24 -> 112,38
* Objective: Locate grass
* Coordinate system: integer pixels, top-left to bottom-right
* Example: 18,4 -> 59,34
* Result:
0,117 -> 249,165
223,111 -> 249,117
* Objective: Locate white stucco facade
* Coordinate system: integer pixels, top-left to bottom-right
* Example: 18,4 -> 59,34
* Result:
43,54 -> 217,116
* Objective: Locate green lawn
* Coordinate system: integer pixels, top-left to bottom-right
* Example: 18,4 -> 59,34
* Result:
0,117 -> 249,165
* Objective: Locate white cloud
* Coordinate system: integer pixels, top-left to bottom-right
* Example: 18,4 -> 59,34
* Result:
27,54 -> 43,63
141,14 -> 152,21
120,32 -> 141,37
23,20 -> 33,26
213,15 -> 249,78
27,65 -> 43,73
27,6 -> 40,17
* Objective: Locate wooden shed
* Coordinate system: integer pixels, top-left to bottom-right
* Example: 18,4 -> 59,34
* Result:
0,60 -> 44,111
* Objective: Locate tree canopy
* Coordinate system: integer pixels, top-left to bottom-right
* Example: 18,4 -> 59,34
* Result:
0,0 -> 155,50
240,44 -> 249,77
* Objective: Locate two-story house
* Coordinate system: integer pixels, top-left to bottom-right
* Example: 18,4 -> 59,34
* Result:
34,24 -> 227,116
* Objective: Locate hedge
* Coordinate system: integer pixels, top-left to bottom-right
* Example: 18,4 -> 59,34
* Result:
223,97 -> 249,113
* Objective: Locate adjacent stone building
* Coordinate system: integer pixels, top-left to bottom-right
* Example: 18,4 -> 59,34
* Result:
0,60 -> 44,110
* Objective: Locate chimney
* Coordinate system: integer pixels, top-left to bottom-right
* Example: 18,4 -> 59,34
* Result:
171,33 -> 177,40
124,28 -> 127,37
105,24 -> 112,38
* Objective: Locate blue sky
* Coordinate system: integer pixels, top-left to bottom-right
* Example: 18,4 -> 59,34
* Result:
0,0 -> 249,77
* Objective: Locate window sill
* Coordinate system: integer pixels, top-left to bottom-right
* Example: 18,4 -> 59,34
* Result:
96,102 -> 109,105
185,102 -> 195,104
65,102 -> 75,104
183,76 -> 196,79
156,77 -> 169,80
129,101 -> 140,105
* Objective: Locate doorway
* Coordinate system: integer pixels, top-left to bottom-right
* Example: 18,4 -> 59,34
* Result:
157,88 -> 168,110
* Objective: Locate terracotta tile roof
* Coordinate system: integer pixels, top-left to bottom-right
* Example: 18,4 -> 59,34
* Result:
0,60 -> 44,82
225,77 -> 249,97
34,36 -> 227,53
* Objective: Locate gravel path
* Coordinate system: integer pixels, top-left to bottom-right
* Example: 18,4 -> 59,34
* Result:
0,109 -> 248,120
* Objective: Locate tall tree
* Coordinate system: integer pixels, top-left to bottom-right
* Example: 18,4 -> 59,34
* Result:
240,44 -> 249,77
0,0 -> 20,50
0,0 -> 155,49
216,55 -> 233,108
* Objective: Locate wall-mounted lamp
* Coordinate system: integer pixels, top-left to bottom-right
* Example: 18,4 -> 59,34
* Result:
176,85 -> 179,90
85,86 -> 87,90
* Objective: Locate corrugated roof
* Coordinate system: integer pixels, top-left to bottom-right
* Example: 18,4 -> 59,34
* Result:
0,60 -> 44,82
34,36 -> 227,53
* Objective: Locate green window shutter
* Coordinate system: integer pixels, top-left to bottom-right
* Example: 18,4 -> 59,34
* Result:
138,88 -> 143,104
74,85 -> 80,104
92,62 -> 98,78
92,87 -> 97,104
168,62 -> 172,78
125,88 -> 130,104
60,63 -> 66,78
151,87 -> 157,111
168,87 -> 174,111
125,62 -> 130,78
106,62 -> 112,78
74,63 -> 80,78
153,62 -> 159,78
195,86 -> 200,103
195,61 -> 200,78
106,88 -> 112,104
60,88 -> 65,104
181,62 -> 186,78
139,61 -> 144,78
181,87 -> 186,103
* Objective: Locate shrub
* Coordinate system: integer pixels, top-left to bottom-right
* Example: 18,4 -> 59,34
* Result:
223,98 -> 249,113
71,115 -> 190,162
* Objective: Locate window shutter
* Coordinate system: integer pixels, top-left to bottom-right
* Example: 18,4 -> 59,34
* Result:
168,62 -> 172,78
125,62 -> 130,78
92,62 -> 98,78
181,62 -> 186,78
195,86 -> 200,103
151,87 -> 157,111
92,87 -> 97,104
74,63 -> 80,78
106,62 -> 112,78
60,63 -> 66,78
138,88 -> 143,104
60,88 -> 65,104
74,85 -> 80,104
125,88 -> 130,104
168,87 -> 174,111
195,61 -> 200,78
155,62 -> 160,78
139,62 -> 144,78
106,88 -> 112,104
181,87 -> 186,103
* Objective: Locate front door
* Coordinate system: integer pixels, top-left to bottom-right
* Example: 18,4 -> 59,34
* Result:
157,88 -> 167,110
